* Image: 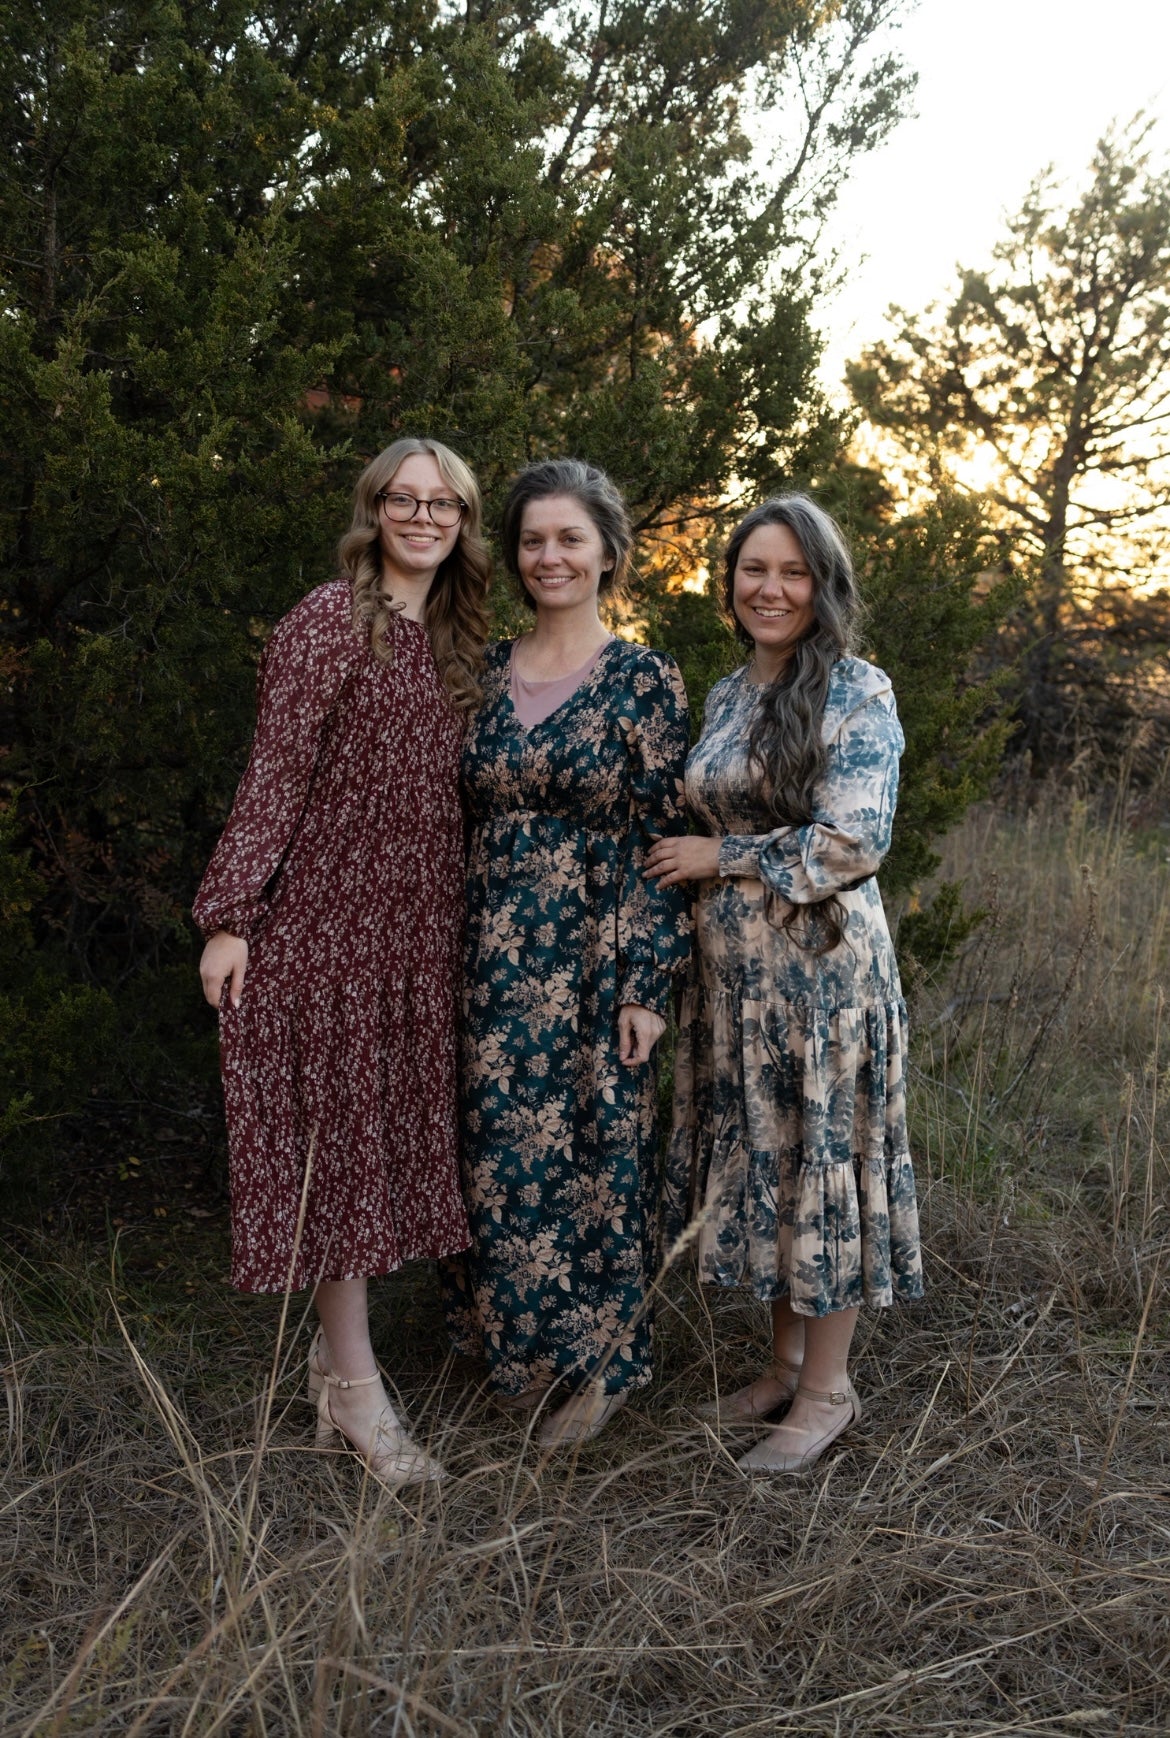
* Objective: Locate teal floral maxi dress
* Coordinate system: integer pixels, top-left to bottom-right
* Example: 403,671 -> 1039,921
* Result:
665,655 -> 924,1316
443,639 -> 692,1396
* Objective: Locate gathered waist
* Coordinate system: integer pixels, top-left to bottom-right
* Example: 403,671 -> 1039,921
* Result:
469,809 -> 624,839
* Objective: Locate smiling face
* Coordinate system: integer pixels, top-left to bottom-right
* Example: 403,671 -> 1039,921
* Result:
517,493 -> 609,613
377,451 -> 463,589
732,521 -> 817,674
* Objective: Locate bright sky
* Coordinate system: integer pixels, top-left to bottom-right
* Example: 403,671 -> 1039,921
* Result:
817,0 -> 1170,395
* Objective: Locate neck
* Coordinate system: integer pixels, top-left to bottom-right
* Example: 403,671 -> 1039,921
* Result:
379,563 -> 436,623
522,602 -> 610,671
749,645 -> 794,685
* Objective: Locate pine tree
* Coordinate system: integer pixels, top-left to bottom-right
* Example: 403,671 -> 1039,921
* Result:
1,0 -> 1008,1156
848,119 -> 1170,768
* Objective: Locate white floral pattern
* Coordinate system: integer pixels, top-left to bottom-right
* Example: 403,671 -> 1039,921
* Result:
193,581 -> 471,1293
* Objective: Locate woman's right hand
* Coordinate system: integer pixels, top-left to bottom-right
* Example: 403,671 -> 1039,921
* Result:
199,931 -> 249,1009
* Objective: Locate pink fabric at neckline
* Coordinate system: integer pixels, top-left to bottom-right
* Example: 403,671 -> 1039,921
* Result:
509,637 -> 614,729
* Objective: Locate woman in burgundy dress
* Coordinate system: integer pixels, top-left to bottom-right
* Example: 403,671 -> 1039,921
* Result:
194,437 -> 489,1491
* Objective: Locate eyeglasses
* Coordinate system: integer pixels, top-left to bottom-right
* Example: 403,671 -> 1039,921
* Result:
376,490 -> 467,529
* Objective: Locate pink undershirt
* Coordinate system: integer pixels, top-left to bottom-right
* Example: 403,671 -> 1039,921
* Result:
509,637 -> 614,729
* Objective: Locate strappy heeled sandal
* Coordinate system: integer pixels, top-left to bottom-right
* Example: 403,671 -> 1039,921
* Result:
696,1354 -> 803,1424
735,1379 -> 861,1474
307,1326 -> 329,1411
316,1368 -> 446,1491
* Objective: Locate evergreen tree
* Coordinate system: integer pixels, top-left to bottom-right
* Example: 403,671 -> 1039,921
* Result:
848,119 -> 1170,768
1,0 -> 1006,1157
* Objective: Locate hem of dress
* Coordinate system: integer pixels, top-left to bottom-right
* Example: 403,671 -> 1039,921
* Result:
230,1236 -> 472,1296
475,1365 -> 655,1400
443,1326 -> 654,1398
696,1269 -> 926,1315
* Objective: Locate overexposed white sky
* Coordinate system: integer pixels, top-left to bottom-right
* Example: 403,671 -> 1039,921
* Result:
817,0 -> 1170,394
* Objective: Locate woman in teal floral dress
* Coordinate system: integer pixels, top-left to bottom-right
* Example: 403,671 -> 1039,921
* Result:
443,460 -> 691,1445
647,494 -> 923,1474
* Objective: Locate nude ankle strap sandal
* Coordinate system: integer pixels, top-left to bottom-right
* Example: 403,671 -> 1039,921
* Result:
735,1379 -> 862,1475
316,1367 -> 446,1491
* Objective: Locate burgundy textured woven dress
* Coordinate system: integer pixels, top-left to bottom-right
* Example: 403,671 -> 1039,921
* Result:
193,580 -> 471,1293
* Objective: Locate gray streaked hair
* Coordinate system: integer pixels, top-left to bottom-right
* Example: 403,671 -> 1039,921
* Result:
721,492 -> 862,952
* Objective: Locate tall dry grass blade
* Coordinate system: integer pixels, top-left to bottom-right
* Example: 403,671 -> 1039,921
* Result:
1073,1253 -> 1161,1571
1142,987 -> 1163,1245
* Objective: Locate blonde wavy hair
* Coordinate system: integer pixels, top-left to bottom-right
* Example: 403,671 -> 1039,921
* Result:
337,438 -> 491,713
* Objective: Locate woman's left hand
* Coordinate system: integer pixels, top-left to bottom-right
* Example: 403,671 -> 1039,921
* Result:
643,834 -> 723,887
617,1003 -> 666,1066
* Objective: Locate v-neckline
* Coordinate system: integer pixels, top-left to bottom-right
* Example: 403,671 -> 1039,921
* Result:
502,636 -> 620,736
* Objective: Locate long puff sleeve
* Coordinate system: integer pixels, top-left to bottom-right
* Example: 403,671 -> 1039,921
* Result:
716,680 -> 904,906
193,583 -> 365,941
616,651 -> 693,1013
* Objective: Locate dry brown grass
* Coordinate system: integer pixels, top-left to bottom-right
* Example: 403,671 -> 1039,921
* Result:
3,792 -> 1169,1736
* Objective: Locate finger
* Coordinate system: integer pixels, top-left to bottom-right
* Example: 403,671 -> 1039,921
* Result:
230,960 -> 246,1008
645,853 -> 680,880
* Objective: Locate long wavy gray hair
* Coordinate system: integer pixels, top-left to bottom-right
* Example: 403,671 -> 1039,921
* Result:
722,493 -> 861,951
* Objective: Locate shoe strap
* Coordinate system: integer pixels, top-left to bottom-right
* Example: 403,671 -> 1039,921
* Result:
321,1369 -> 381,1391
795,1381 -> 852,1406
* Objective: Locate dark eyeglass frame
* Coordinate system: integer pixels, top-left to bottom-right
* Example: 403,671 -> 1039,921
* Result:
376,490 -> 468,529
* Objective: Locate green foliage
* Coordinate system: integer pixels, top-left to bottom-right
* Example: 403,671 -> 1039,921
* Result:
855,490 -> 1023,895
642,585 -> 741,740
847,118 -> 1170,767
894,879 -> 985,1001
0,802 -> 116,1163
0,0 -> 1014,1163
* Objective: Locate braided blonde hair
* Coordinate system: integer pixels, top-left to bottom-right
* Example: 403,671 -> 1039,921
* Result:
337,438 -> 491,713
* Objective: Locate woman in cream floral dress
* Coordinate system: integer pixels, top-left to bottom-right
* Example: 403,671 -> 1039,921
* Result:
647,493 -> 922,1474
443,460 -> 691,1446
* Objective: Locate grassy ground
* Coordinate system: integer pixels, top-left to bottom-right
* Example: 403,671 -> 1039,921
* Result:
3,793 -> 1168,1736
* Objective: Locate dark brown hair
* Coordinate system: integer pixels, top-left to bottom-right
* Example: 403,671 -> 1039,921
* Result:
500,459 -> 632,609
722,493 -> 861,951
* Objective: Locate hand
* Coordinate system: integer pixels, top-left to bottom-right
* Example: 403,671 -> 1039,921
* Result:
617,1003 -> 666,1066
199,931 -> 249,1009
643,834 -> 723,887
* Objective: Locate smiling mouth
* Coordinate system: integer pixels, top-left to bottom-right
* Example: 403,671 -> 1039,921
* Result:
752,607 -> 791,618
534,575 -> 575,586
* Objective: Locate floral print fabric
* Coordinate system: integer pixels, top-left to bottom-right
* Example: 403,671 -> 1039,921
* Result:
442,639 -> 692,1395
665,655 -> 924,1317
193,581 -> 471,1293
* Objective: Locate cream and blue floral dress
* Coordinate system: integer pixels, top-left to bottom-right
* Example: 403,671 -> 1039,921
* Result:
665,654 -> 924,1317
443,639 -> 692,1395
